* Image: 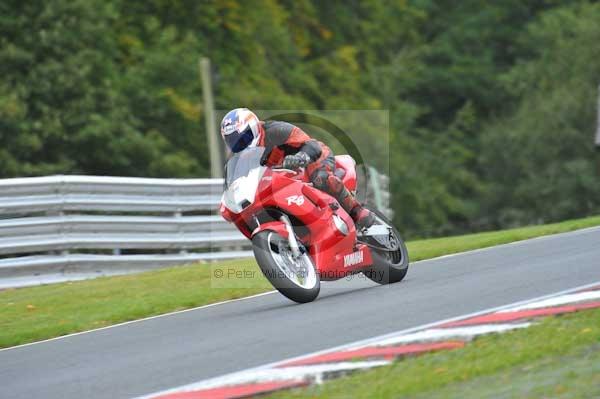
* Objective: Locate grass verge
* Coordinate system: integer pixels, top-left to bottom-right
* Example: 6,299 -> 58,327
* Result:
1,215 -> 599,349
406,214 -> 600,261
267,307 -> 600,399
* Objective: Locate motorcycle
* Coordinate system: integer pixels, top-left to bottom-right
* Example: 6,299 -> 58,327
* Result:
220,147 -> 409,303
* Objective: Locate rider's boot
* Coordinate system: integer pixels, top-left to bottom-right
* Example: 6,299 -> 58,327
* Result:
337,187 -> 375,230
350,205 -> 376,230
320,172 -> 376,230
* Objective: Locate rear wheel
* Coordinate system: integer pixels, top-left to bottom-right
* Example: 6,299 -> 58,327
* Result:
361,207 -> 409,285
252,231 -> 320,303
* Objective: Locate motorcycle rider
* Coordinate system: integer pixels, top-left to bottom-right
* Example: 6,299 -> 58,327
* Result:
220,108 -> 375,229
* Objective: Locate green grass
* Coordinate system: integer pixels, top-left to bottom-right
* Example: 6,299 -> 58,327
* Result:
406,214 -> 600,261
1,214 -> 599,349
0,259 -> 271,348
267,308 -> 600,399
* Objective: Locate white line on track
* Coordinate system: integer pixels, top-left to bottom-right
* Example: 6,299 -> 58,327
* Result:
137,279 -> 600,399
420,225 -> 600,262
0,290 -> 276,353
497,290 -> 600,312
352,323 -> 532,348
330,279 -> 600,354
137,360 -> 391,397
2,225 -> 599,353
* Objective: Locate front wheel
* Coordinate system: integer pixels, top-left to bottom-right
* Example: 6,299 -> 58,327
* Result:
361,207 -> 409,285
252,231 -> 320,303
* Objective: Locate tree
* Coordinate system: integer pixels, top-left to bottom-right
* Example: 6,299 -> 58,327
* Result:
479,1 -> 600,227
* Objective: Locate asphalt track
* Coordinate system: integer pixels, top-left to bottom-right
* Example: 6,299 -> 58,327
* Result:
1,227 -> 599,399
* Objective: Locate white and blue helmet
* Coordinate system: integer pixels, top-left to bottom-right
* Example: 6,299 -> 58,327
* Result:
220,108 -> 261,153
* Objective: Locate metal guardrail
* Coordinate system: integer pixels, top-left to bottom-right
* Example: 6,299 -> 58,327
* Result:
0,175 -> 249,288
0,172 -> 392,288
0,175 -> 222,213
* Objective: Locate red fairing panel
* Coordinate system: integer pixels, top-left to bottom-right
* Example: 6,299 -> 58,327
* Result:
254,170 -> 372,279
222,167 -> 374,281
251,221 -> 289,239
334,155 -> 357,192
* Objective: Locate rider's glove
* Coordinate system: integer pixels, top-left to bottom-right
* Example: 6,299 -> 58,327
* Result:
283,152 -> 311,170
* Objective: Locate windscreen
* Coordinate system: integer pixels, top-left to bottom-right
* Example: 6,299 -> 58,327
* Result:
225,147 -> 265,187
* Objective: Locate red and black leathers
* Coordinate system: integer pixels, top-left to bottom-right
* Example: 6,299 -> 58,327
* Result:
258,120 -> 373,227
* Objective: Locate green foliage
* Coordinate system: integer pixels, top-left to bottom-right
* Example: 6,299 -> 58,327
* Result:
0,0 -> 209,177
386,0 -> 600,236
1,0 -> 599,237
479,2 -> 600,228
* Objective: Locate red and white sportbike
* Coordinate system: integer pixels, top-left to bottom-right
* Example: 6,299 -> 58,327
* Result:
220,147 -> 409,303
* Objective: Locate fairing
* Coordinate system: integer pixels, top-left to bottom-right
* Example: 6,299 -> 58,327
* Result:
222,147 -> 266,213
220,151 -> 373,280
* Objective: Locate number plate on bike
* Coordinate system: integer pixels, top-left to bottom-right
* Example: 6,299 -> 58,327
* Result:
362,224 -> 390,236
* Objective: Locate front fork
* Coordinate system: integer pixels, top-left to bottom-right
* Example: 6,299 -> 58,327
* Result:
280,214 -> 301,258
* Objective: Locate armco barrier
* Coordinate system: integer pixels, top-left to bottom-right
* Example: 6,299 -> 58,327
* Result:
0,175 -> 248,287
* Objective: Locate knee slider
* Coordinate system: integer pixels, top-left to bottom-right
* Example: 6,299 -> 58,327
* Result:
326,174 -> 344,194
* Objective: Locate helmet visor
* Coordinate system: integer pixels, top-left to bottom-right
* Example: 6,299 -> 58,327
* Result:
224,126 -> 254,153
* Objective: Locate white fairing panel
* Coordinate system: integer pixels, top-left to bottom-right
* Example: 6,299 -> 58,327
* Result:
221,166 -> 266,213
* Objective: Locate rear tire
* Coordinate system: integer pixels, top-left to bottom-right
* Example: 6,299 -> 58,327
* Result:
252,231 -> 320,303
361,207 -> 409,285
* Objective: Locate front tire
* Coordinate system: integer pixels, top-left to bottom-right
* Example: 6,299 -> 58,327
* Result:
252,231 -> 320,303
361,207 -> 409,285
